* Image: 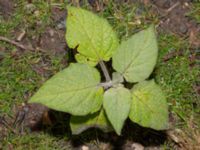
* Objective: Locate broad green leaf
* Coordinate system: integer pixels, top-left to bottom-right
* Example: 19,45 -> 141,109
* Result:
103,86 -> 131,135
66,6 -> 119,66
129,80 -> 168,130
70,109 -> 112,135
29,63 -> 103,116
75,53 -> 97,67
112,26 -> 158,83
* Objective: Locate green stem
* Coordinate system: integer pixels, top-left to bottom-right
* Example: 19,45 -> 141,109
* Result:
99,81 -> 113,89
99,60 -> 111,82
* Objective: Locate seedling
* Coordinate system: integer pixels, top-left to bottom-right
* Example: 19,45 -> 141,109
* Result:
29,7 -> 168,135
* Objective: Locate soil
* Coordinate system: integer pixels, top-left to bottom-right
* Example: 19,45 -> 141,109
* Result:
151,0 -> 200,48
0,0 -> 14,20
0,0 -> 200,149
39,6 -> 67,55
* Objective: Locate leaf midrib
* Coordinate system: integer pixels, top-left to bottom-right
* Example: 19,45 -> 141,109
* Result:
76,10 -> 101,61
121,34 -> 149,75
41,84 -> 100,96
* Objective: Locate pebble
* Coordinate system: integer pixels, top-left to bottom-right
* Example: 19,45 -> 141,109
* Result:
81,145 -> 89,150
57,19 -> 66,30
49,29 -> 54,37
34,10 -> 40,17
131,143 -> 144,150
179,24 -> 188,34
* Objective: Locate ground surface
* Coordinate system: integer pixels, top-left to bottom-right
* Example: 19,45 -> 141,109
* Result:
0,0 -> 200,149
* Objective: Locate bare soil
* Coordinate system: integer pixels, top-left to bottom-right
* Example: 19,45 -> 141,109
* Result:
151,0 -> 200,48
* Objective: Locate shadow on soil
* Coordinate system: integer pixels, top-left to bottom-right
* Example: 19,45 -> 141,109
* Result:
31,109 -> 167,150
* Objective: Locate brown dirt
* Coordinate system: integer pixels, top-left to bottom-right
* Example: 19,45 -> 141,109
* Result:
150,0 -> 200,48
14,103 -> 49,131
0,0 -> 14,20
38,27 -> 66,55
38,7 -> 67,55
17,12 -> 67,56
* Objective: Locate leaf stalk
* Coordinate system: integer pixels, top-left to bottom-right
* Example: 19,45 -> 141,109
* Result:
99,60 -> 111,82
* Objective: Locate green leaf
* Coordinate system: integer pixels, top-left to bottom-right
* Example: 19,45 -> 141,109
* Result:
75,53 -> 97,67
66,6 -> 119,66
70,109 -> 112,135
112,26 -> 158,83
112,72 -> 124,85
129,80 -> 168,130
103,86 -> 131,135
29,63 -> 103,116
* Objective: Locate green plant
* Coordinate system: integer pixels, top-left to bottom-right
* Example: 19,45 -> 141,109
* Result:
29,6 -> 168,135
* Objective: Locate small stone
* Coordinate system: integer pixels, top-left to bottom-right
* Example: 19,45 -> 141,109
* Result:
57,24 -> 63,29
49,29 -> 54,37
179,24 -> 188,34
184,2 -> 189,7
81,145 -> 89,150
57,19 -> 66,30
51,38 -> 55,42
100,143 -> 111,150
34,10 -> 40,17
135,19 -> 141,25
131,143 -> 144,150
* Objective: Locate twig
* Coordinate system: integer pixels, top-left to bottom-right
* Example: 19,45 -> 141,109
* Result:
0,36 -> 34,51
153,2 -> 180,19
0,36 -> 47,52
165,2 -> 180,13
99,60 -> 111,82
0,116 -> 17,134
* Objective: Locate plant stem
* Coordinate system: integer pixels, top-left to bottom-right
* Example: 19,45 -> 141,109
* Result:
99,81 -> 112,89
99,60 -> 111,82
